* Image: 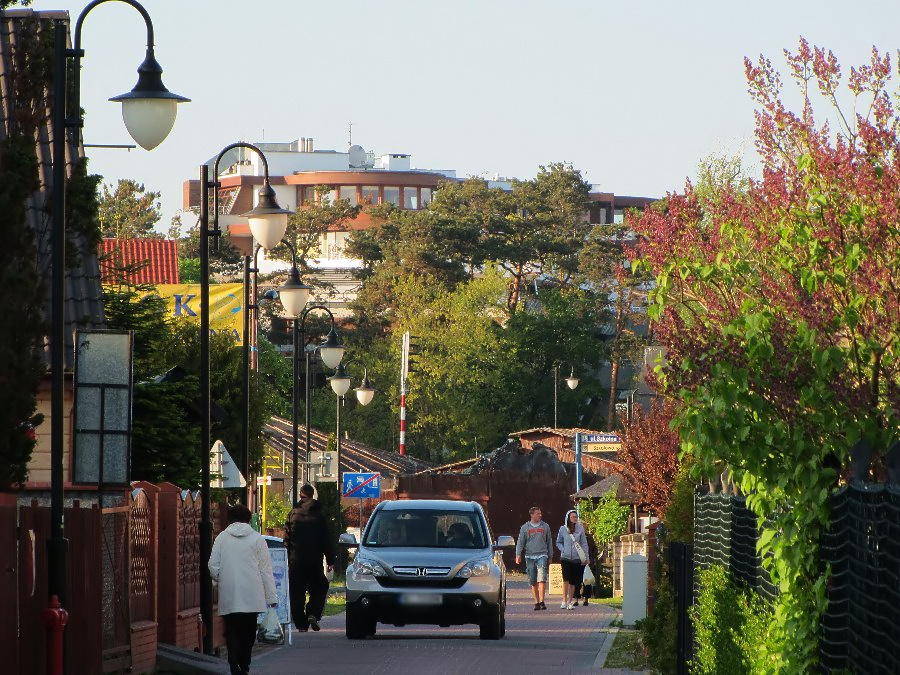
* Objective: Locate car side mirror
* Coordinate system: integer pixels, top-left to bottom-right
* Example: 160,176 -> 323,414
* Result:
339,533 -> 358,546
493,535 -> 515,550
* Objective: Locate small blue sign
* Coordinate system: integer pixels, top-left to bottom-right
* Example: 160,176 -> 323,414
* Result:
343,472 -> 381,498
581,433 -> 621,444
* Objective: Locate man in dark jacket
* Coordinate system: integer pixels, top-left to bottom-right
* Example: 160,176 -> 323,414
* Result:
284,484 -> 335,632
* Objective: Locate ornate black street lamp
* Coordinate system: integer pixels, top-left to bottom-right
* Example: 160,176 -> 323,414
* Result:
48,0 -> 187,637
198,142 -> 291,653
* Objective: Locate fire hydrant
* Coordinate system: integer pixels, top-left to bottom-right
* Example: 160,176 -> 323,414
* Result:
43,595 -> 68,675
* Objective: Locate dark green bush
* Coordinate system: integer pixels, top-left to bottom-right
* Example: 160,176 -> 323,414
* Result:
641,578 -> 678,674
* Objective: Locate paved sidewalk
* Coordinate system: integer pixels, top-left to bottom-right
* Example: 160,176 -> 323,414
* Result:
249,581 -> 648,674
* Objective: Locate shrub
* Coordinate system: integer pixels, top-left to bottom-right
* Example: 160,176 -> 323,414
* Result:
691,565 -> 771,675
641,576 -> 678,674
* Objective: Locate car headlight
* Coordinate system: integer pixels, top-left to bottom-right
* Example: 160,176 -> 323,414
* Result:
353,558 -> 386,578
457,559 -> 492,578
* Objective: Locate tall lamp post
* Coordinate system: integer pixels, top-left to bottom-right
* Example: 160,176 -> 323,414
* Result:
199,142 -> 291,654
553,364 -> 580,428
273,303 -> 344,500
240,243 -> 264,506
328,363 -> 376,572
48,0 -> 187,634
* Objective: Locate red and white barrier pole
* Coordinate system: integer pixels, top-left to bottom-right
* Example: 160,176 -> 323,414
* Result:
399,390 -> 407,456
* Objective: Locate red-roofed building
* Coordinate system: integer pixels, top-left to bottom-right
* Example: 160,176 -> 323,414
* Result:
100,238 -> 180,285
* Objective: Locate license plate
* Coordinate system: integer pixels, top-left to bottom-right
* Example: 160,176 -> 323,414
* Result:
400,593 -> 443,606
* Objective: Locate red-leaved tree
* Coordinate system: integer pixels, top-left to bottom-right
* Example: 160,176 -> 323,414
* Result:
617,399 -> 679,520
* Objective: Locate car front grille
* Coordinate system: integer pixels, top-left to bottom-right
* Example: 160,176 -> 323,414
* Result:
392,566 -> 452,578
375,576 -> 467,589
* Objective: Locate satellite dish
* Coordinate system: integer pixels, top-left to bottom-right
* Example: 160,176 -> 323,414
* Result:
348,144 -> 366,168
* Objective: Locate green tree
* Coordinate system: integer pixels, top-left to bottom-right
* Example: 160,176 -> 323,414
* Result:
578,491 -> 630,548
278,187 -> 360,270
484,164 -> 591,312
98,178 -> 162,239
579,217 -> 653,427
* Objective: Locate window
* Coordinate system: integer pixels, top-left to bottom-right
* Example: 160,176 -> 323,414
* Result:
339,185 -> 358,205
402,187 -> 418,210
300,186 -> 316,206
383,186 -> 400,206
420,188 -> 432,207
363,508 -> 487,549
361,185 -> 379,206
324,188 -> 339,206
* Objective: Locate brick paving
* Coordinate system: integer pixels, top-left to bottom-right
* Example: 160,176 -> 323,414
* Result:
250,581 -> 648,674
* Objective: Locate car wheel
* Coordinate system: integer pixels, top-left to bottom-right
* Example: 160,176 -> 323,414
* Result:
367,619 -> 377,636
346,603 -> 368,640
479,604 -> 502,640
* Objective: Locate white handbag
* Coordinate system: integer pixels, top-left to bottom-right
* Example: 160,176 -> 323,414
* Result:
569,532 -> 588,564
583,564 -> 596,586
258,607 -> 284,644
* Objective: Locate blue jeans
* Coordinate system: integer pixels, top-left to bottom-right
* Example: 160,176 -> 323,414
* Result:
525,555 -> 548,584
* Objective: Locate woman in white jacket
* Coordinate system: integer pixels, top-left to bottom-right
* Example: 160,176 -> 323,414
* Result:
209,504 -> 277,675
556,509 -> 589,610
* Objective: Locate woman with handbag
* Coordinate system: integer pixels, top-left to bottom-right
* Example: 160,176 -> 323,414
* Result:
556,509 -> 589,610
209,504 -> 278,675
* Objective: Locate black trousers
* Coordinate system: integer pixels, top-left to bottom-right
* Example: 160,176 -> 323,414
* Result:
289,562 -> 329,629
223,612 -> 258,675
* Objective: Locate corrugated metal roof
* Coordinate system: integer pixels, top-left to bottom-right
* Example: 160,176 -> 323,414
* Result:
2,10 -> 106,370
263,416 -> 432,479
99,238 -> 180,285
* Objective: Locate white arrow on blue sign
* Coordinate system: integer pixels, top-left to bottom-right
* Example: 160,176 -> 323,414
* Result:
342,472 -> 381,498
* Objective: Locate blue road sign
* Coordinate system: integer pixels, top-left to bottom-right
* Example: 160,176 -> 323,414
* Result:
342,472 -> 381,498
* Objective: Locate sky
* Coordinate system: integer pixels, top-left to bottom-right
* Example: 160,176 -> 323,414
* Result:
30,0 -> 900,232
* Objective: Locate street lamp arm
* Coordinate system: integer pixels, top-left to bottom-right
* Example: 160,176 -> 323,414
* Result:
73,0 -> 155,51
211,141 -> 273,183
299,304 -> 337,334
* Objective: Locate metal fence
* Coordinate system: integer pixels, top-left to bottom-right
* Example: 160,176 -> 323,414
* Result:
690,483 -> 900,674
820,483 -> 900,673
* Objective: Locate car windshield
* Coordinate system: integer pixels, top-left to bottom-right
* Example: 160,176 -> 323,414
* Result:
363,508 -> 487,549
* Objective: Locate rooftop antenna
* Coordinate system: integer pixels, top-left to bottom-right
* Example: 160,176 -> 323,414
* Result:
348,121 -> 352,147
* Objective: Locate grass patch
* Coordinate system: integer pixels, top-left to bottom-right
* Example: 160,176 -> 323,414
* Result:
604,629 -> 648,670
322,592 -> 346,617
594,596 -> 623,607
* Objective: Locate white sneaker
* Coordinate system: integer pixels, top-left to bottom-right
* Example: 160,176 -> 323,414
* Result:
566,602 -> 575,610
560,602 -> 567,609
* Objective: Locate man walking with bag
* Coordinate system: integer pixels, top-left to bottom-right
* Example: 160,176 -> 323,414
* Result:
284,485 -> 335,632
515,506 -> 554,611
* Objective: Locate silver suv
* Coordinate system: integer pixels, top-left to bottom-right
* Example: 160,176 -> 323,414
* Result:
340,499 -> 515,640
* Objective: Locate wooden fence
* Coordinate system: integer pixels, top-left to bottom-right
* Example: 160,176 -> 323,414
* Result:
0,483 -> 226,675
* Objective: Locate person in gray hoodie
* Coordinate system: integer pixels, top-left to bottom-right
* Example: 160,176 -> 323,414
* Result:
556,509 -> 589,609
515,506 -> 554,610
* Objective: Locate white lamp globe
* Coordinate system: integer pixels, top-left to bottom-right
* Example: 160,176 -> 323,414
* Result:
277,268 -> 310,317
565,369 -> 580,390
355,371 -> 376,406
319,327 -> 345,369
243,183 -> 290,250
109,49 -> 189,151
329,363 -> 352,397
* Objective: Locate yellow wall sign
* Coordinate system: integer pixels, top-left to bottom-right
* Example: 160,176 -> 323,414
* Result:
149,284 -> 244,345
583,443 -> 622,454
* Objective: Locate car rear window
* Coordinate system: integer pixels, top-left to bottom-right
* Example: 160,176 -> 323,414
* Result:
363,508 -> 487,549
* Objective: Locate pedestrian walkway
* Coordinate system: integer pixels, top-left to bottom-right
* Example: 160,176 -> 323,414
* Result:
250,581 -> 649,674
